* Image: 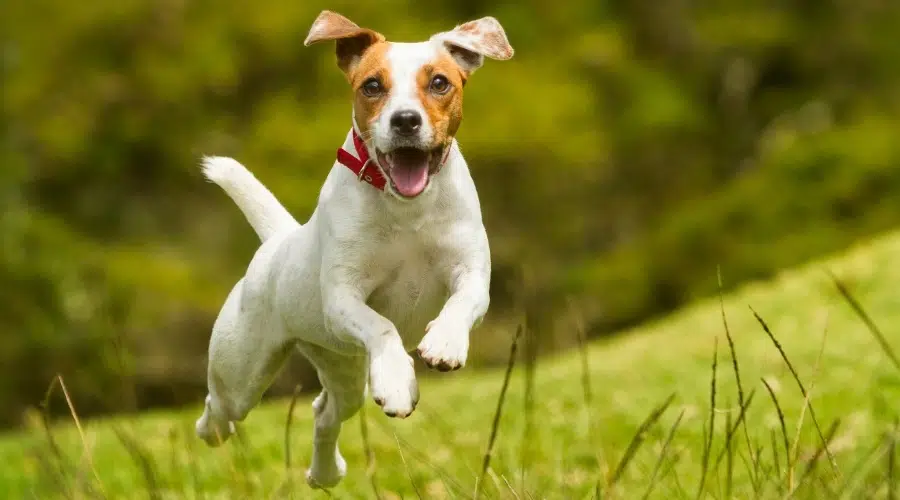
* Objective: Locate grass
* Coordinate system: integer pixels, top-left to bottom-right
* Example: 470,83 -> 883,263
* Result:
5,230 -> 900,498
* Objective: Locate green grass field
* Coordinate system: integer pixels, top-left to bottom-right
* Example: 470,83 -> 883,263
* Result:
4,231 -> 900,499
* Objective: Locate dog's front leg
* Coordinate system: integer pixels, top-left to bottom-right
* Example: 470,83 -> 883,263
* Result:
323,279 -> 419,418
418,269 -> 490,371
418,225 -> 491,371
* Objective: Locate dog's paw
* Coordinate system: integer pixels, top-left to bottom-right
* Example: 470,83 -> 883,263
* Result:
195,396 -> 235,447
306,449 -> 347,489
369,341 -> 418,418
417,318 -> 469,372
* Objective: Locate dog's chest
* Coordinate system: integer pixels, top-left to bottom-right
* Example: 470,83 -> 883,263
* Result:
365,230 -> 449,347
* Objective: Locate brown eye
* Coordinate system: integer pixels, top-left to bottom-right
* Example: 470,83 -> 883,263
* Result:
430,75 -> 451,95
362,78 -> 383,97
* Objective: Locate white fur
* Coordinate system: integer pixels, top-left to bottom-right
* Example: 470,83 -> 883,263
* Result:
195,50 -> 491,487
200,156 -> 299,241
371,43 -> 439,151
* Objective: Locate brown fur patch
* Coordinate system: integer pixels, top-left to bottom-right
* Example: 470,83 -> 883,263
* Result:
305,11 -> 368,44
347,42 -> 392,139
304,11 -> 386,73
417,52 -> 467,147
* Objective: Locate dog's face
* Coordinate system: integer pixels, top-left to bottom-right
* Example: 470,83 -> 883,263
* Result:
305,11 -> 514,199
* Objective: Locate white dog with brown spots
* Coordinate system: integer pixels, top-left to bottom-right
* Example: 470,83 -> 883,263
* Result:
194,10 -> 514,489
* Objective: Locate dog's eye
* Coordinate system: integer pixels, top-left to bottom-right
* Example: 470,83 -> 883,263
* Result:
430,75 -> 451,95
361,78 -> 383,97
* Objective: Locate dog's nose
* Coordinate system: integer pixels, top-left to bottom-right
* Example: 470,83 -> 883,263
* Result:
390,110 -> 422,137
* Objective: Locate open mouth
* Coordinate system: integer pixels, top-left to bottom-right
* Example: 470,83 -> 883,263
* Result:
375,146 -> 443,198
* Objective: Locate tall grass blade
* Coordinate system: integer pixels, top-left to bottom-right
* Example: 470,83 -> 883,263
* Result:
571,298 -> 603,476
792,418 -> 840,496
475,325 -> 523,500
181,420 -> 202,499
828,270 -> 900,372
372,418 -> 471,499
641,409 -> 685,500
113,426 -> 161,500
761,377 -> 791,489
521,308 -> 539,493
39,377 -> 74,497
501,474 -> 522,500
834,438 -> 887,500
725,405 -> 734,498
713,390 -> 757,470
56,375 -> 106,497
395,433 -> 423,500
770,429 -> 782,485
750,307 -> 838,475
359,400 -> 382,500
284,385 -> 301,470
31,447 -> 72,499
717,268 -> 758,493
695,337 -> 718,499
607,393 -> 676,489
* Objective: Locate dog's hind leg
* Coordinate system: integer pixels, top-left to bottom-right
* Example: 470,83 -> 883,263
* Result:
195,279 -> 294,446
297,342 -> 367,489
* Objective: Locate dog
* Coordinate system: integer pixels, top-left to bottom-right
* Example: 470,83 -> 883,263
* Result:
194,10 -> 513,489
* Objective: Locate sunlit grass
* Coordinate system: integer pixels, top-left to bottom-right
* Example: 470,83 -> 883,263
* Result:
4,231 -> 900,498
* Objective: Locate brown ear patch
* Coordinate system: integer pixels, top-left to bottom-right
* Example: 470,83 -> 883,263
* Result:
304,11 -> 386,73
304,11 -> 363,44
416,52 -> 466,146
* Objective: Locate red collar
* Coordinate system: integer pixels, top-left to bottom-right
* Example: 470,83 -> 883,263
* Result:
336,129 -> 387,190
336,129 -> 451,191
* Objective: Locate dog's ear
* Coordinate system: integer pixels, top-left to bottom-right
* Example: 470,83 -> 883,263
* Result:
431,17 -> 514,74
304,11 -> 385,74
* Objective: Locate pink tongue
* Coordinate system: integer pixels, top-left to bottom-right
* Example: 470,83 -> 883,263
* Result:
390,164 -> 429,197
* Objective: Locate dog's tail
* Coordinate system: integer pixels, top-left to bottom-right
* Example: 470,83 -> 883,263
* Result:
201,156 -> 300,242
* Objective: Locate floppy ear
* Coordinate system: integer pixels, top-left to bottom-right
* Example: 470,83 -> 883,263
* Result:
304,11 -> 385,73
431,17 -> 514,73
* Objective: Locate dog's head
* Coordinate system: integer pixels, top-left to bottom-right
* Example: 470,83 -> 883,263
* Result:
304,11 -> 513,199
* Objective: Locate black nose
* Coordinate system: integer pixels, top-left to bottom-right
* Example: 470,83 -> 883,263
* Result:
390,110 -> 422,136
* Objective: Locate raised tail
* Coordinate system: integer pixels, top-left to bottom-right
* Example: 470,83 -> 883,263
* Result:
201,156 -> 300,242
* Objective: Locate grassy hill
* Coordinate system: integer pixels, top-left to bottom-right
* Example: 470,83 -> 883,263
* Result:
7,0 -> 900,429
3,230 -> 900,499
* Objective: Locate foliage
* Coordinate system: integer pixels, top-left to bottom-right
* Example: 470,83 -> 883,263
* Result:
570,113 -> 900,334
3,0 -> 900,424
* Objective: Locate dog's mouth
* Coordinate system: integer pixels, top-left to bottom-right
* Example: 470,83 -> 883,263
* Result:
375,146 -> 444,198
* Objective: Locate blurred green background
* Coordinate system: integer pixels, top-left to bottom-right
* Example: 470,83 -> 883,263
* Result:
3,0 -> 900,429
